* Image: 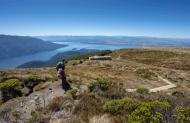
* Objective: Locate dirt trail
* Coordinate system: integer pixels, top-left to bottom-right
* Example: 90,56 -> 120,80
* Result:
127,73 -> 176,92
0,81 -> 87,123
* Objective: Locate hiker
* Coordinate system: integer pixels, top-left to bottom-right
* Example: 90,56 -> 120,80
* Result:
60,65 -> 72,92
56,58 -> 65,72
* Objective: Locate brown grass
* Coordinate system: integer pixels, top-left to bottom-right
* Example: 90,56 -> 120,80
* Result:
1,47 -> 190,97
2,47 -> 190,123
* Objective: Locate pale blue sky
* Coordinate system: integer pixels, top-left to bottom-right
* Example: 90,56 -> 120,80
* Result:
0,0 -> 190,38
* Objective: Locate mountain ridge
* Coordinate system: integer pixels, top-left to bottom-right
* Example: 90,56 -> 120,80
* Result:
0,35 -> 68,59
33,35 -> 190,47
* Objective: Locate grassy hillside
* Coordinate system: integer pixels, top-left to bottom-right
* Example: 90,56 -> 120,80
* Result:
51,49 -> 112,67
0,34 -> 67,59
111,47 -> 190,70
16,49 -> 100,68
0,47 -> 190,123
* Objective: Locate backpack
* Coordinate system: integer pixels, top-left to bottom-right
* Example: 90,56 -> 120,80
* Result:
57,68 -> 62,78
56,62 -> 64,71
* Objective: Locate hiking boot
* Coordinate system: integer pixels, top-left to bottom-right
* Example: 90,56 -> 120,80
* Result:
68,87 -> 73,90
63,89 -> 68,94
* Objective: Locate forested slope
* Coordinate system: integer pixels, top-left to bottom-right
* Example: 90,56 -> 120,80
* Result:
0,35 -> 67,59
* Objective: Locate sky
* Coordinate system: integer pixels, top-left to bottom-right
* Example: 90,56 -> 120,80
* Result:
0,0 -> 190,38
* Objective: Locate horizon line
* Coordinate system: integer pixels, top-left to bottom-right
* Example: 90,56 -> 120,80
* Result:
1,34 -> 190,39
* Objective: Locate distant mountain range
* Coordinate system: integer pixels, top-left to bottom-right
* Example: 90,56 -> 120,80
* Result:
0,35 -> 68,59
34,35 -> 190,47
16,48 -> 99,68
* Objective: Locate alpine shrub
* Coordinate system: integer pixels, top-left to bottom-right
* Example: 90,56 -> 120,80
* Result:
87,79 -> 109,92
128,101 -> 171,123
28,74 -> 41,82
0,79 -> 22,102
136,88 -> 149,94
103,98 -> 140,114
0,79 -> 21,90
172,91 -> 185,97
173,106 -> 190,122
12,110 -> 20,117
70,89 -> 78,99
97,79 -> 109,90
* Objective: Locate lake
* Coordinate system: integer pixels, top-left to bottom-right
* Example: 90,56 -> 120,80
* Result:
0,42 -> 142,69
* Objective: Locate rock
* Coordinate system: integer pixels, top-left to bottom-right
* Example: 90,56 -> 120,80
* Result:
30,100 -> 35,103
65,103 -> 72,108
41,85 -> 48,89
172,79 -> 177,82
49,88 -> 52,90
34,96 -> 39,100
20,83 -> 30,94
76,92 -> 80,97
20,102 -> 24,107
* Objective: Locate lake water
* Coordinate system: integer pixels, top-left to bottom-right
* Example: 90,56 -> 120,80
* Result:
0,42 -> 142,69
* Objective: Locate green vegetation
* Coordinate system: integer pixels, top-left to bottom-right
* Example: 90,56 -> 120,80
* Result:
0,79 -> 21,90
30,110 -> 36,116
128,101 -> 171,123
51,50 -> 112,67
24,74 -> 44,91
28,74 -> 42,82
103,98 -> 140,114
33,81 -> 51,91
87,79 -> 110,92
25,108 -> 50,123
0,70 -> 9,77
172,90 -> 185,97
17,49 -> 99,68
70,89 -> 78,99
0,75 -> 22,83
2,47 -> 190,123
0,79 -> 22,102
173,106 -> 190,122
0,108 -> 12,115
12,110 -> 20,117
136,88 -> 149,94
70,89 -> 78,94
150,67 -> 161,71
136,68 -> 155,79
97,79 -> 109,90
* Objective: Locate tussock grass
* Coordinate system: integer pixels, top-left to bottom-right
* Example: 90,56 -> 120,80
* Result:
33,81 -> 52,91
2,47 -> 190,123
111,48 -> 190,70
89,114 -> 110,123
0,97 -> 25,108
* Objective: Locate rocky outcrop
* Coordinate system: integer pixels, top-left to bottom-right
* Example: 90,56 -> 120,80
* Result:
0,82 -> 87,123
